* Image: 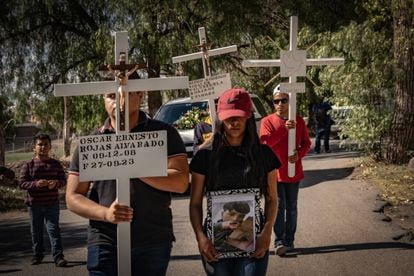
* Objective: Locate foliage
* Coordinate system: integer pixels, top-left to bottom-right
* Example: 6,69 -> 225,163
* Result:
176,107 -> 209,130
309,6 -> 395,158
0,185 -> 25,212
0,0 -> 412,163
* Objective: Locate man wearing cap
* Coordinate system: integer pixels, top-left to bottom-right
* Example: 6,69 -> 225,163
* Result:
259,84 -> 311,256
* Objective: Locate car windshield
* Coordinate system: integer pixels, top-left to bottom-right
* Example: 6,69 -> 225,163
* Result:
154,101 -> 209,125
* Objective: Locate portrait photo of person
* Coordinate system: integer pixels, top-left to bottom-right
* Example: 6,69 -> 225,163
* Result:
211,194 -> 256,255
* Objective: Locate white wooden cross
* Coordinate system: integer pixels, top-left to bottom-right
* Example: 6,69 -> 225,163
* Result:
172,27 -> 237,130
54,31 -> 188,276
243,16 -> 344,177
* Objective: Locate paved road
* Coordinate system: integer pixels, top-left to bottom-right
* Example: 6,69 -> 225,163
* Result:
1,140 -> 413,275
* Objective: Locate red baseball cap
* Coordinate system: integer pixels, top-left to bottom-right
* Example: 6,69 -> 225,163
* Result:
217,88 -> 253,121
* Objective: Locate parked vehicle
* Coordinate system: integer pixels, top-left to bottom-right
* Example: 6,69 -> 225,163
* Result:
153,94 -> 268,158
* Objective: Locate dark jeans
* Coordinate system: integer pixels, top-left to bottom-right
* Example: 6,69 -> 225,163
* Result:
28,203 -> 64,262
202,252 -> 269,276
315,127 -> 330,152
87,242 -> 172,276
274,182 -> 300,247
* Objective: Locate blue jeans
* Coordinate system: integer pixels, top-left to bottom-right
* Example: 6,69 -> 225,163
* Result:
28,203 -> 63,262
274,182 -> 299,247
87,242 -> 172,276
315,127 -> 330,152
202,252 -> 269,276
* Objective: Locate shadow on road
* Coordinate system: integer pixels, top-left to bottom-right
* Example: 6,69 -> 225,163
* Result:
0,219 -> 87,265
305,151 -> 361,160
285,242 -> 414,256
170,254 -> 201,261
0,269 -> 22,274
300,167 -> 354,188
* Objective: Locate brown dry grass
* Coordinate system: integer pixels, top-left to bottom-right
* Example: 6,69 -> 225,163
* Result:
357,157 -> 414,205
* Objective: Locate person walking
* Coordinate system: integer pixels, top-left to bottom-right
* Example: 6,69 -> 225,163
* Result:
190,88 -> 280,275
260,84 -> 311,256
65,73 -> 189,276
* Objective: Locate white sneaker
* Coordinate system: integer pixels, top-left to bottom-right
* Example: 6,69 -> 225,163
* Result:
275,241 -> 287,256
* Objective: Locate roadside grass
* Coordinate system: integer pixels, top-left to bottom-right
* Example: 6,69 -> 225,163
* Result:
358,157 -> 414,205
5,140 -> 67,164
0,185 -> 25,211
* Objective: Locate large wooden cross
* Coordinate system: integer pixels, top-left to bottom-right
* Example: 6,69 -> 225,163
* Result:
54,31 -> 188,276
172,27 -> 237,130
243,16 -> 344,177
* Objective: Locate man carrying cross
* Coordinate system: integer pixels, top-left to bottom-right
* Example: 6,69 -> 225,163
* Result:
65,72 -> 189,275
259,84 -> 311,256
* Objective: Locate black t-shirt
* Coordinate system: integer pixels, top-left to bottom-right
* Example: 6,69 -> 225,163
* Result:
190,144 -> 280,191
69,113 -> 186,248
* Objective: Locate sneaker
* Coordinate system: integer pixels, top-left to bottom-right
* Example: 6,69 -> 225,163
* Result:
275,241 -> 287,256
285,242 -> 295,252
31,255 -> 43,265
55,256 -> 67,267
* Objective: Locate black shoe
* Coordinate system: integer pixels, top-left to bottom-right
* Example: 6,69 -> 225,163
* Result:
31,255 -> 43,265
55,256 -> 67,267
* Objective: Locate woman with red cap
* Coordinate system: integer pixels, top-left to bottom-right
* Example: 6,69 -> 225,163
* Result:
189,88 -> 280,275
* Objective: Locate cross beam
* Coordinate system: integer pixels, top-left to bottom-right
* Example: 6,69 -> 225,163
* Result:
172,27 -> 237,130
54,31 -> 188,276
242,16 -> 344,177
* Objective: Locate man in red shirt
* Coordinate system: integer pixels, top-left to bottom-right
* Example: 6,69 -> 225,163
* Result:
260,84 -> 311,256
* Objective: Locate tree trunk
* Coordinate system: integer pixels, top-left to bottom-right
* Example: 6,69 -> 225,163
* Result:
386,0 -> 414,164
63,96 -> 72,157
147,64 -> 163,117
0,125 -> 5,166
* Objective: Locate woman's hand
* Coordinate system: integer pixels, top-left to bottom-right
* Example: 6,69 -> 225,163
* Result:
250,231 -> 271,259
197,234 -> 218,262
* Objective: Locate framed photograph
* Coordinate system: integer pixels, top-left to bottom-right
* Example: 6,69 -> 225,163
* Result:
206,188 -> 261,259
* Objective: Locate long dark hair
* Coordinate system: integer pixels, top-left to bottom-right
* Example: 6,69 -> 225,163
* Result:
206,115 -> 268,195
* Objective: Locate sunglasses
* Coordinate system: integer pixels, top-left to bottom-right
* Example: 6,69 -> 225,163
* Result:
273,98 -> 288,104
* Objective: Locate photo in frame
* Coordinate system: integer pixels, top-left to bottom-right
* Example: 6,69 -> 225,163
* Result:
206,188 -> 261,259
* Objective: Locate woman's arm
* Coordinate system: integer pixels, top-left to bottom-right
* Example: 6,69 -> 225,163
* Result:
189,172 -> 218,262
251,168 -> 278,258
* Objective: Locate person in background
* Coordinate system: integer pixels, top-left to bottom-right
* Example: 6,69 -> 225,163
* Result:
260,84 -> 311,256
193,113 -> 212,155
19,133 -> 68,267
190,88 -> 279,275
312,97 -> 333,153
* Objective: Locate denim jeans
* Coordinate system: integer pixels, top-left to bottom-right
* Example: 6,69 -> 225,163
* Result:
87,242 -> 172,276
28,203 -> 63,262
315,127 -> 330,152
274,182 -> 300,247
202,252 -> 269,276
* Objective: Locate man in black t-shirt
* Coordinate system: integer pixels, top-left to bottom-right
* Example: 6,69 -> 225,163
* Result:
66,83 -> 189,275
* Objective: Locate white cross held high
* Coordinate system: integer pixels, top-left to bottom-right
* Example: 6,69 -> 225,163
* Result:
54,31 -> 189,276
242,16 -> 344,177
172,27 -> 237,130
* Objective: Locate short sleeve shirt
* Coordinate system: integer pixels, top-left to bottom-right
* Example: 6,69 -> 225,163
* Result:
190,144 -> 280,191
69,112 -> 186,248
